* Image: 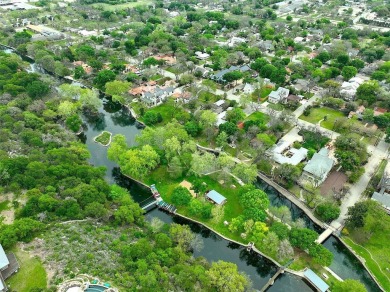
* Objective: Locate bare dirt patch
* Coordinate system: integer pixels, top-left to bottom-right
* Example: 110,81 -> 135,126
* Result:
179,180 -> 196,197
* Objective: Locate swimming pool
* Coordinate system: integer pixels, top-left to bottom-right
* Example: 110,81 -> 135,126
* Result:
84,285 -> 107,292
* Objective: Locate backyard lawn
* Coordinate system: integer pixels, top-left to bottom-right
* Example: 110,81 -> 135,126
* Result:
143,166 -> 245,241
7,248 -> 47,292
252,87 -> 274,102
299,107 -> 344,130
245,111 -> 270,124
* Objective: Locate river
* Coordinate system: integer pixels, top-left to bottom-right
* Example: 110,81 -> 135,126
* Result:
80,96 -> 379,291
81,98 -> 379,292
3,47 -> 379,291
80,96 -> 313,291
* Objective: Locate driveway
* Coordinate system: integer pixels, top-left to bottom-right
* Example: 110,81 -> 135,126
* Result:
293,94 -> 319,118
331,136 -> 389,229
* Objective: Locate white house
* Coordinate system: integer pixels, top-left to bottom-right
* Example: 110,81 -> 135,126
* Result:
340,76 -> 364,101
243,83 -> 255,95
268,87 -> 290,103
228,36 -> 246,47
141,86 -> 174,108
269,140 -> 308,166
301,148 -> 334,186
195,51 -> 210,60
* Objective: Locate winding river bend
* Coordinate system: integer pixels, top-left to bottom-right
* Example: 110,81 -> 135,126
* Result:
80,96 -> 379,291
3,47 -> 380,291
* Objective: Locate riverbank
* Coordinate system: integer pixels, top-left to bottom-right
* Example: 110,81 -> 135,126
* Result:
341,237 -> 387,292
2,45 -> 381,291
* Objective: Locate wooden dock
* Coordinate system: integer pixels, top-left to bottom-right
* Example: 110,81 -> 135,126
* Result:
157,200 -> 177,214
141,200 -> 157,210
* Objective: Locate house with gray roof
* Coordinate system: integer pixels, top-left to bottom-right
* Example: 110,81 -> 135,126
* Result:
140,86 -> 174,107
257,40 -> 274,52
210,65 -> 251,83
243,83 -> 255,94
372,192 -> 390,214
268,87 -> 290,103
301,148 -> 334,186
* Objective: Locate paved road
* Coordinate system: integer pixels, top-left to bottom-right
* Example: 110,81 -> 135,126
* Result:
332,136 -> 389,229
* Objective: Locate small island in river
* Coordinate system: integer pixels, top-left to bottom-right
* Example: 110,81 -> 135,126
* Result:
94,131 -> 112,147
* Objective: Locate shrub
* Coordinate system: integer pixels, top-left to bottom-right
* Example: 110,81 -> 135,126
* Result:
348,167 -> 365,183
143,111 -> 160,125
315,202 -> 341,222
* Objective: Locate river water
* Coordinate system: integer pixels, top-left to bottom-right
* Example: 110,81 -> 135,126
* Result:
4,45 -> 379,291
80,96 -> 313,291
80,96 -> 380,291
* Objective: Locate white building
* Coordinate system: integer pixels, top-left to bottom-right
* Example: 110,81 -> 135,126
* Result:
243,83 -> 255,95
269,140 -> 308,166
268,87 -> 290,103
340,76 -> 364,100
195,51 -> 210,60
301,148 -> 334,186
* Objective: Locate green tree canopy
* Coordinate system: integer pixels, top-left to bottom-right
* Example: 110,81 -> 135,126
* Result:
208,261 -> 249,292
171,186 -> 192,206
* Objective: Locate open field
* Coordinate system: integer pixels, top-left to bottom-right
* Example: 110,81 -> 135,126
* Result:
92,0 -> 152,10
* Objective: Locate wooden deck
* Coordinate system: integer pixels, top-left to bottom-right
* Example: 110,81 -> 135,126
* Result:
2,253 -> 19,280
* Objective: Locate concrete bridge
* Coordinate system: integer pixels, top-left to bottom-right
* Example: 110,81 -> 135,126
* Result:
259,267 -> 285,292
316,227 -> 334,244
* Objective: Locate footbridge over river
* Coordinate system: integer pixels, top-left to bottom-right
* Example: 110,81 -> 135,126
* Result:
259,259 -> 294,292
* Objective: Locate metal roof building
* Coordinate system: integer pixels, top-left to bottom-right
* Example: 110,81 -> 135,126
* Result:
206,190 -> 227,205
0,245 -> 9,271
303,269 -> 329,292
372,192 -> 390,213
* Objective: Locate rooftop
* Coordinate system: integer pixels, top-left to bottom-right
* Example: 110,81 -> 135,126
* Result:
206,190 -> 227,205
0,244 -> 9,270
304,269 -> 329,292
372,192 -> 390,211
303,148 -> 334,179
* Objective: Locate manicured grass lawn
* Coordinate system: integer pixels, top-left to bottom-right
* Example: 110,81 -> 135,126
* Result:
245,111 -> 270,124
0,200 -> 10,212
343,237 -> 390,291
299,107 -> 344,130
252,87 -> 273,102
143,166 -> 245,242
150,74 -> 163,81
7,248 -> 47,292
92,0 -> 152,10
267,103 -> 285,111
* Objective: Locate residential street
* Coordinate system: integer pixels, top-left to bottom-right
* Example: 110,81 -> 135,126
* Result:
240,90 -> 389,230
332,136 -> 389,229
